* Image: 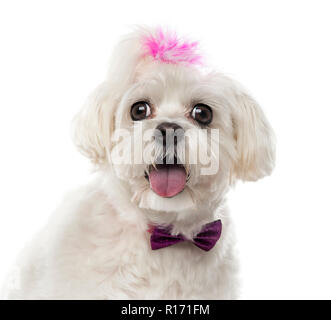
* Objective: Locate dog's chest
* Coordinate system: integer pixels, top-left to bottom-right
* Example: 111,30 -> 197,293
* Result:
82,225 -> 229,299
45,199 -> 236,299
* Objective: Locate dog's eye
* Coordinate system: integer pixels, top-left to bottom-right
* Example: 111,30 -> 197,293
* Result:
130,101 -> 151,121
191,104 -> 213,125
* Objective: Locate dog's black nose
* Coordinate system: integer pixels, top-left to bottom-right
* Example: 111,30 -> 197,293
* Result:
155,122 -> 184,165
156,122 -> 182,135
155,122 -> 184,145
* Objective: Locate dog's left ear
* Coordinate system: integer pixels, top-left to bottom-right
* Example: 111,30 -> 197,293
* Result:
232,89 -> 276,181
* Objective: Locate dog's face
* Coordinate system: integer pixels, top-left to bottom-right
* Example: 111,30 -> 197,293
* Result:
73,28 -> 275,216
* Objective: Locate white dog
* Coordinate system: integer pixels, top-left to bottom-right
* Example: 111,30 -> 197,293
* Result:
2,27 -> 275,299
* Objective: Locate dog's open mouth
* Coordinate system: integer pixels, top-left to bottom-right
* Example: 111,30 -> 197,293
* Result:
145,163 -> 188,198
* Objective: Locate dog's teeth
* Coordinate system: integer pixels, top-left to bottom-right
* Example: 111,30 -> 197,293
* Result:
184,164 -> 190,174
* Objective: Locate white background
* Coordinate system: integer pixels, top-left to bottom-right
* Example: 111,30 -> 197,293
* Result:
1,0 -> 331,299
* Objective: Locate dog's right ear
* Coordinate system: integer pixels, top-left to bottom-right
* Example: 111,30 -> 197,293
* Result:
72,27 -> 160,164
72,82 -> 114,164
72,30 -> 146,164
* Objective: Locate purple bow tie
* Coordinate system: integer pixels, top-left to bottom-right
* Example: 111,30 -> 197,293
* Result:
149,220 -> 222,251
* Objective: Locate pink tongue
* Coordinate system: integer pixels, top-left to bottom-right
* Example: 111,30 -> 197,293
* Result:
149,165 -> 187,198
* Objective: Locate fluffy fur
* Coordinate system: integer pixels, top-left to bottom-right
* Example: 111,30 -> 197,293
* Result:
2,27 -> 275,299
142,28 -> 202,65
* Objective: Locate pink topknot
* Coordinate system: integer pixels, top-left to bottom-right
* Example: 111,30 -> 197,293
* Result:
141,28 -> 202,66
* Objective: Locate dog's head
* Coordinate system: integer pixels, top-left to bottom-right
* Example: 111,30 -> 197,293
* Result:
73,27 -> 275,216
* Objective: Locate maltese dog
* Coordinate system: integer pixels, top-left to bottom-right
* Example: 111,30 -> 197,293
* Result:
2,27 -> 275,299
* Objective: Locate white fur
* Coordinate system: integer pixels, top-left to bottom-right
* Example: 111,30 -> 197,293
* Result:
2,28 -> 275,299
